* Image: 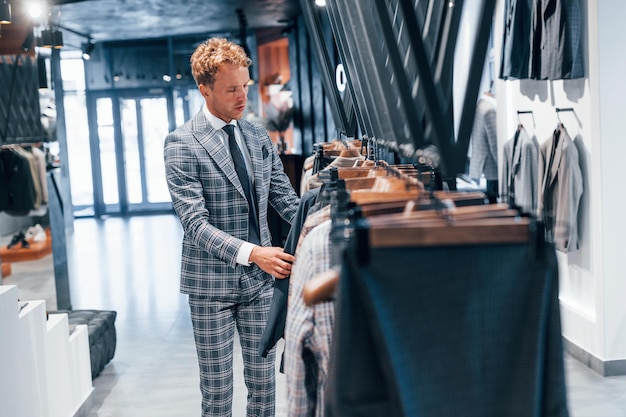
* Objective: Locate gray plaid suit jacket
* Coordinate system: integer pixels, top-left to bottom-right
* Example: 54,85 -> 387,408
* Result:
500,127 -> 540,214
530,0 -> 584,80
164,110 -> 299,301
469,95 -> 498,181
538,127 -> 582,252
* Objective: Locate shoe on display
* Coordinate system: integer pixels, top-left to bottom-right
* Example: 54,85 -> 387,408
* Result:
24,226 -> 36,240
7,232 -> 25,249
32,224 -> 47,242
24,224 -> 47,242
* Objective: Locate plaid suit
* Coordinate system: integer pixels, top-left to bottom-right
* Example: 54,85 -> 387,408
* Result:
530,0 -> 584,80
469,94 -> 498,181
164,109 -> 299,416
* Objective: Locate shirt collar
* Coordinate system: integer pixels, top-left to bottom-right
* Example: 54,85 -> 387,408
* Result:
203,104 -> 237,131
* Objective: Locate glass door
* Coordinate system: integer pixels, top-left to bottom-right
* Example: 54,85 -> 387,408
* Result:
120,95 -> 172,212
91,90 -> 174,216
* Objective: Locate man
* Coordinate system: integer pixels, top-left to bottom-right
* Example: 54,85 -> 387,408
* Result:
164,37 -> 300,417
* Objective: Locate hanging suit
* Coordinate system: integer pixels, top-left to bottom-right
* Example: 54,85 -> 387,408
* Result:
500,0 -> 533,80
0,148 -> 39,215
500,126 -> 540,214
469,94 -> 499,182
259,187 -> 322,359
284,219 -> 334,417
538,126 -> 583,252
530,0 -> 585,80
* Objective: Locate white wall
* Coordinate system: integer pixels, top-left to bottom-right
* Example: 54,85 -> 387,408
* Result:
492,0 -> 626,371
594,0 -> 626,363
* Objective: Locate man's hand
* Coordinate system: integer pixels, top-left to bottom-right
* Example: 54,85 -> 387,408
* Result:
249,246 -> 295,279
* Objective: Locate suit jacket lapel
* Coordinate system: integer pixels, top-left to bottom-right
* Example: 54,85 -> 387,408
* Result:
239,120 -> 264,198
548,127 -> 567,189
191,111 -> 244,195
511,127 -> 525,176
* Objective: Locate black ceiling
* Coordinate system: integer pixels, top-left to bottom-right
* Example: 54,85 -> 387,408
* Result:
1,0 -> 302,52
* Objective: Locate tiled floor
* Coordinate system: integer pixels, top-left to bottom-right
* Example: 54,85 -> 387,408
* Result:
2,213 -> 626,416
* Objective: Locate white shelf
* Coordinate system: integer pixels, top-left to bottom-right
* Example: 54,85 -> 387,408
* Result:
0,285 -> 93,417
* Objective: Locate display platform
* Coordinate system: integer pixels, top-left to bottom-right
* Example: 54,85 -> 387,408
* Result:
0,230 -> 52,263
1,262 -> 10,278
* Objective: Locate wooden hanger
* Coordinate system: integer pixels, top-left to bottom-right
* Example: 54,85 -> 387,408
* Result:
339,148 -> 362,158
363,199 -> 530,247
366,216 -> 530,248
302,269 -> 340,307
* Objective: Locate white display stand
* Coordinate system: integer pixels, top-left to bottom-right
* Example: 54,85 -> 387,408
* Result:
0,285 -> 93,417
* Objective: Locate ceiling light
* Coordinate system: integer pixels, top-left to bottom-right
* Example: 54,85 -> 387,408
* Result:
52,30 -> 63,48
27,3 -> 43,19
82,40 -> 95,60
41,29 -> 53,47
0,1 -> 12,24
314,0 -> 326,6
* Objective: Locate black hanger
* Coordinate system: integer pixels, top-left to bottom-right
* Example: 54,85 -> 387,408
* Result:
555,107 -> 575,129
516,110 -> 535,130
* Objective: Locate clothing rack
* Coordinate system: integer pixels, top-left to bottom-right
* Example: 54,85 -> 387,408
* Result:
516,110 -> 535,128
314,0 -> 497,177
556,107 -> 574,123
555,107 -> 582,128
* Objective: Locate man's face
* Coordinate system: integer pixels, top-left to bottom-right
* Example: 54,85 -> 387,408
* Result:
201,63 -> 250,123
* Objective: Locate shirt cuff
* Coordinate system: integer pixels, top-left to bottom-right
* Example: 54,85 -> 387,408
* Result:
237,242 -> 256,266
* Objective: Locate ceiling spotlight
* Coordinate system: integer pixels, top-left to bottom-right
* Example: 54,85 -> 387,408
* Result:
0,0 -> 12,24
27,3 -> 43,19
41,29 -> 53,47
82,40 -> 95,60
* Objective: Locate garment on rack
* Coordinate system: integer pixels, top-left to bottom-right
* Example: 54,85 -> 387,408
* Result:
284,219 -> 334,417
500,0 -> 532,80
30,146 -> 48,205
469,93 -> 498,184
326,233 -> 569,417
529,0 -> 584,80
13,147 -> 43,209
500,0 -> 584,80
259,187 -> 322,359
303,154 -> 365,193
500,125 -> 540,214
0,147 -> 40,215
300,154 -> 317,196
538,125 -> 582,252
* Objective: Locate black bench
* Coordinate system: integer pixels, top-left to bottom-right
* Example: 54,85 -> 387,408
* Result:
51,309 -> 117,380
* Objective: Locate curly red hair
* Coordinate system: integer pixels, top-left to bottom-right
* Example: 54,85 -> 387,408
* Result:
190,37 -> 251,87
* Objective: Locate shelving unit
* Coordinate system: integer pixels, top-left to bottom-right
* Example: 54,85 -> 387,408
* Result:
0,285 -> 93,417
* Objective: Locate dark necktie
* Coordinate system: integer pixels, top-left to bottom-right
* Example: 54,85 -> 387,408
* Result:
222,124 -> 260,245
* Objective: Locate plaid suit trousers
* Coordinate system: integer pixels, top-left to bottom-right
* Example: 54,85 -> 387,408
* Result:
189,280 -> 276,417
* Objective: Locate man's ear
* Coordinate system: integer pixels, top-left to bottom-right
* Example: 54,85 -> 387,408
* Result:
199,84 -> 210,98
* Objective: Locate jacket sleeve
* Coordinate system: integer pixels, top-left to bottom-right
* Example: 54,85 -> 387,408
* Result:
164,130 -> 244,268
